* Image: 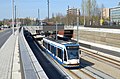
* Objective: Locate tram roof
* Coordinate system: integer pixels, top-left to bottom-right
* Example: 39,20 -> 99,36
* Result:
45,37 -> 78,45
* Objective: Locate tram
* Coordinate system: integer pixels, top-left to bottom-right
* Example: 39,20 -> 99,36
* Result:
43,37 -> 80,68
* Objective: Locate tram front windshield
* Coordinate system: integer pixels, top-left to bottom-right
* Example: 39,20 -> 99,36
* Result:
67,46 -> 79,60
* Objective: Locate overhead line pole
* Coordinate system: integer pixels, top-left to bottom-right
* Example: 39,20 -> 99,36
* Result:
15,5 -> 16,27
38,8 -> 40,26
83,0 -> 86,26
68,5 -> 69,26
47,0 -> 49,22
56,21 -> 58,40
38,9 -> 40,20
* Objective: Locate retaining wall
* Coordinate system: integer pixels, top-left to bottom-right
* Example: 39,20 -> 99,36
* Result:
73,27 -> 120,48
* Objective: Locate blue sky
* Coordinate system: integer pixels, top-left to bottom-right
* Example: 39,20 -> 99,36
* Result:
0,0 -> 119,20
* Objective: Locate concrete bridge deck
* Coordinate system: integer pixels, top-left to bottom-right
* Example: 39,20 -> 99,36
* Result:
0,27 -> 48,79
0,28 -> 21,79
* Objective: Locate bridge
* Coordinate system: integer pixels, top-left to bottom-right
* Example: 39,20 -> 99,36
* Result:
0,26 -> 120,79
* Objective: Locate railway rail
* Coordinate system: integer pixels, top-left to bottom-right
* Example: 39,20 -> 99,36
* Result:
80,47 -> 120,70
64,64 -> 113,79
67,68 -> 96,79
38,41 -> 115,79
38,41 -> 96,79
49,53 -> 96,79
31,35 -> 118,79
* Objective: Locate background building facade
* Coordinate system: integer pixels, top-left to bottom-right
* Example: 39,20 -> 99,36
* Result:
110,7 -> 120,22
67,8 -> 80,15
67,7 -> 80,25
102,8 -> 110,19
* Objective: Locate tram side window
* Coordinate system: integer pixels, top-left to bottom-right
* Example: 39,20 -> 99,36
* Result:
64,50 -> 67,61
43,41 -> 47,48
48,44 -> 50,51
51,45 -> 54,54
58,48 -> 63,60
43,41 -> 45,46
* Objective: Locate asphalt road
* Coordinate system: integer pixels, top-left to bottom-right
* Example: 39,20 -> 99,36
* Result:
0,29 -> 12,48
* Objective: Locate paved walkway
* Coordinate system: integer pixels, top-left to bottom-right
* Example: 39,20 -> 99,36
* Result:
0,29 -> 21,79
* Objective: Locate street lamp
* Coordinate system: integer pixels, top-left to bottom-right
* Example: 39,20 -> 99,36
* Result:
77,9 -> 79,43
12,0 -> 15,34
83,0 -> 86,26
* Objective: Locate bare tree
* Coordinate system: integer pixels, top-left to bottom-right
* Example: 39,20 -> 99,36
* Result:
81,0 -> 101,25
101,4 -> 105,19
81,0 -> 86,25
93,4 -> 101,25
86,0 -> 92,25
91,0 -> 97,25
91,0 -> 97,16
100,4 -> 105,25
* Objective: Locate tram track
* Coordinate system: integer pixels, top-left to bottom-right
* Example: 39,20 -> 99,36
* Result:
38,41 -> 107,79
66,66 -> 108,79
80,47 -> 120,70
37,41 -> 96,79
37,40 -> 115,79
24,31 -> 72,79
67,68 -> 96,79
64,58 -> 115,79
33,37 -> 117,79
80,64 -> 114,79
52,57 -> 96,79
66,69 -> 81,79
78,69 -> 95,79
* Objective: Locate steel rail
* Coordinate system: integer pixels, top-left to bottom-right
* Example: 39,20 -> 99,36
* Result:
80,47 -> 120,69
